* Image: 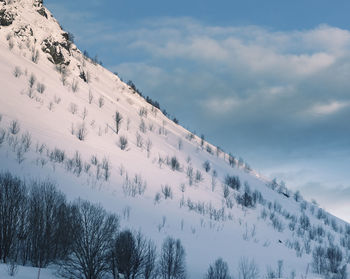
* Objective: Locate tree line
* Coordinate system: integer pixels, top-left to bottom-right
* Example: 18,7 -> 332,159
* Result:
0,171 -> 187,279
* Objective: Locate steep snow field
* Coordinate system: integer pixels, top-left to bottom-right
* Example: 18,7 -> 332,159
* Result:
0,0 -> 349,278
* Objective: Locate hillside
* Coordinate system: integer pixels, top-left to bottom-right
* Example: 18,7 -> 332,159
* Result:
0,1 -> 349,278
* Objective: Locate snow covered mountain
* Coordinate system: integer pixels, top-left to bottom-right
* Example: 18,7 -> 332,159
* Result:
0,0 -> 349,278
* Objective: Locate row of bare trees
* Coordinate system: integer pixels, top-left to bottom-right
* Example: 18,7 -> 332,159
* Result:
0,171 -> 187,279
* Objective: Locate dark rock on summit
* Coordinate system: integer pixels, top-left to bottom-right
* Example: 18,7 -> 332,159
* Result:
37,7 -> 47,18
0,9 -> 15,26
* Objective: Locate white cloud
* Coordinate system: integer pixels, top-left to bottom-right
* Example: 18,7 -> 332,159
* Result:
200,97 -> 239,114
309,101 -> 350,115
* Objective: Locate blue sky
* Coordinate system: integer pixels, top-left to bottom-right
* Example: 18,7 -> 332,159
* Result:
46,0 -> 350,222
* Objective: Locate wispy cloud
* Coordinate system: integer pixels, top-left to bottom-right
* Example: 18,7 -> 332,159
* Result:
200,97 -> 240,114
309,101 -> 350,115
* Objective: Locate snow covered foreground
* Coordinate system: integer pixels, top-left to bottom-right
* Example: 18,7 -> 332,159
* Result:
0,0 -> 349,278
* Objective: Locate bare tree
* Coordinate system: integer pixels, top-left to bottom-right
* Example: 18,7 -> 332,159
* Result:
159,237 -> 186,279
205,258 -> 231,279
146,139 -> 152,158
113,111 -> 123,134
76,123 -> 87,141
8,120 -> 20,135
131,232 -> 148,279
0,172 -> 26,263
203,160 -> 211,173
26,180 -> 67,267
28,74 -> 36,89
0,129 -> 6,146
69,103 -> 78,115
111,230 -> 135,279
136,132 -> 143,148
139,119 -> 146,133
13,66 -> 22,78
31,48 -> 40,63
59,200 -> 119,279
200,134 -> 205,147
36,83 -> 46,94
71,79 -> 79,93
237,257 -> 259,279
161,185 -> 173,199
312,246 -> 326,274
119,136 -> 128,150
326,245 -> 343,274
101,157 -> 111,181
110,230 -> 149,279
98,96 -> 105,108
82,107 -> 88,120
143,240 -> 157,279
88,90 -> 94,104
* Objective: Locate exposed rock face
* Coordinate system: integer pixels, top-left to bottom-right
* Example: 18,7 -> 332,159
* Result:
33,0 -> 43,8
14,24 -> 34,38
41,37 -> 70,65
0,9 -> 15,26
37,7 -> 47,18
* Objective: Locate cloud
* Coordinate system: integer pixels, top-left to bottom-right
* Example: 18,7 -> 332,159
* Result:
309,101 -> 350,115
200,97 -> 240,114
101,18 -> 350,151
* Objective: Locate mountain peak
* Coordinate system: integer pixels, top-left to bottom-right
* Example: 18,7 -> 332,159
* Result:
1,0 -> 77,68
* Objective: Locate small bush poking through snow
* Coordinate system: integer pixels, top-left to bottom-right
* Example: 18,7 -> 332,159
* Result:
36,82 -> 46,94
8,120 -> 20,135
88,90 -> 94,104
28,74 -> 36,88
224,175 -> 241,190
31,48 -> 39,63
20,132 -> 32,152
69,103 -> 78,114
119,135 -> 128,150
203,160 -> 211,172
170,156 -> 180,171
71,79 -> 79,92
161,185 -> 173,199
76,123 -> 88,141
13,66 -> 22,78
8,39 -> 14,50
195,170 -> 203,183
49,148 -> 65,163
98,96 -> 104,108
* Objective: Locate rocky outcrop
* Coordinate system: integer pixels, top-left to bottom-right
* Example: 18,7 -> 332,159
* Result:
37,7 -> 47,18
41,37 -> 70,65
33,0 -> 43,8
0,9 -> 15,26
14,24 -> 34,38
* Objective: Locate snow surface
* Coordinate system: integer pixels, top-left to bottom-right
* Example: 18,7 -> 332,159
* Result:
0,0 -> 348,278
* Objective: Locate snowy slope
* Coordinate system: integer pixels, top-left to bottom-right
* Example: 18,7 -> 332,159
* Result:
0,0 -> 349,278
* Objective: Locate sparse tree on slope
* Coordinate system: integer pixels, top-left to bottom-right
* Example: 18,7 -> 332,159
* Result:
0,172 -> 26,263
159,237 -> 186,279
114,111 -> 123,134
59,200 -> 119,279
205,258 -> 231,279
